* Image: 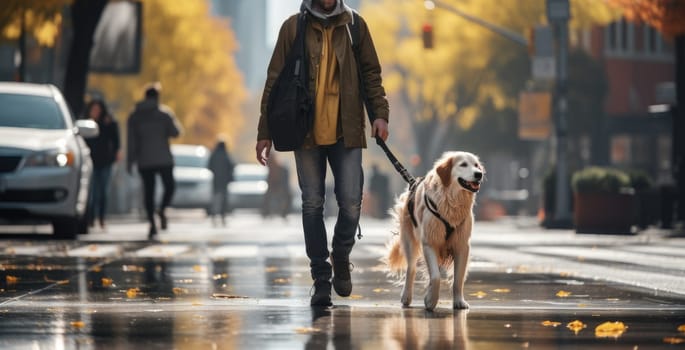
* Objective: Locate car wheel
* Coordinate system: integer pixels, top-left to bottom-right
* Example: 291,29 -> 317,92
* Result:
52,217 -> 78,239
76,215 -> 89,235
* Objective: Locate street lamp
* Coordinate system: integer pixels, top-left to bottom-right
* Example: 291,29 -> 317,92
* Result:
547,0 -> 572,227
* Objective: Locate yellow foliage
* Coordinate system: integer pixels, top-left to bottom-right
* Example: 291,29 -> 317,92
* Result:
0,1 -> 71,47
88,0 -> 246,149
362,0 -> 620,129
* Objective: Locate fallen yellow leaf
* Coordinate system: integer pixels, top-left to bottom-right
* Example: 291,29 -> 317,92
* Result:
122,265 -> 145,272
556,290 -> 572,297
265,266 -> 279,273
126,288 -> 139,299
595,321 -> 627,338
273,278 -> 290,284
541,321 -> 562,327
664,337 -> 685,344
101,278 -> 113,287
212,273 -> 228,280
348,294 -> 364,299
91,266 -> 102,273
193,265 -> 204,272
678,324 -> 685,333
295,327 -> 321,334
43,276 -> 69,285
372,288 -> 390,293
470,291 -> 487,299
70,321 -> 86,328
492,288 -> 511,293
5,276 -> 18,284
567,320 -> 586,334
211,293 -> 249,299
172,287 -> 188,295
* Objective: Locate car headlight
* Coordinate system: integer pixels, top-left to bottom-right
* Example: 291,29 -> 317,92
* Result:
24,149 -> 75,168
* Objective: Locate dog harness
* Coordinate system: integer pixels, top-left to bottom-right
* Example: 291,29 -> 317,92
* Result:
407,177 -> 456,241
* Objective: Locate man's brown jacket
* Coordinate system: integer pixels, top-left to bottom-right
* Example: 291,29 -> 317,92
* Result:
257,10 -> 389,149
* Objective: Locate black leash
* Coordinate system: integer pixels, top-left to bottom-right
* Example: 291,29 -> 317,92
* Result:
374,136 -> 456,240
375,136 -> 416,187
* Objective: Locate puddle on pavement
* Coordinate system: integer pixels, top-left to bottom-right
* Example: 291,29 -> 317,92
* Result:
1,255 -> 685,348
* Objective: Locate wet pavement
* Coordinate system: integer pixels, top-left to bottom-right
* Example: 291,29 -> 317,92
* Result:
1,214 -> 685,349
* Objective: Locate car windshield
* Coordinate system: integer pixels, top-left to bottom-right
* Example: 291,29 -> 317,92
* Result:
174,154 -> 208,168
0,93 -> 66,129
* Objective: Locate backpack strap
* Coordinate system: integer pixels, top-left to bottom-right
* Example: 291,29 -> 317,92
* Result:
347,11 -> 361,55
346,11 -> 376,124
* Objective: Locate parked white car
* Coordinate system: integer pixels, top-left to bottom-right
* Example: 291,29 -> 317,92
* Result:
0,82 -> 98,238
168,144 -> 213,212
228,163 -> 268,210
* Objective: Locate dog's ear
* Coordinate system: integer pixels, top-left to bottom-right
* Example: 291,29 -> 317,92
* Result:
436,157 -> 453,187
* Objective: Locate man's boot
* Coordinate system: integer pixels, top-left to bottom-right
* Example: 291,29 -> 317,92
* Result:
310,279 -> 332,307
331,254 -> 352,297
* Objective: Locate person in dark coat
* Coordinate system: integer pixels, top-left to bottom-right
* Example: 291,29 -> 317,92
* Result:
127,83 -> 183,239
84,98 -> 120,229
208,138 -> 235,226
369,164 -> 390,218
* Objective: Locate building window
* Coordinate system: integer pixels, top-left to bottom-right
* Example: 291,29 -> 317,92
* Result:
642,24 -> 673,58
604,17 -> 635,56
611,135 -> 631,165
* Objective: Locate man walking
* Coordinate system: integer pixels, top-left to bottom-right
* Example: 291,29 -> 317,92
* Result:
256,0 -> 389,307
127,83 -> 183,239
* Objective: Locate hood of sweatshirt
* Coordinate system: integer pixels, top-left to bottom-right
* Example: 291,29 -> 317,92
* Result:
301,0 -> 351,20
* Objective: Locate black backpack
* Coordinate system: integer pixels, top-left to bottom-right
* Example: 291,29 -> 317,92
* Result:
266,12 -> 313,152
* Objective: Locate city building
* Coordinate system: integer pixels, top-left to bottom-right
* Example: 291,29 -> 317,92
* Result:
582,18 -> 675,183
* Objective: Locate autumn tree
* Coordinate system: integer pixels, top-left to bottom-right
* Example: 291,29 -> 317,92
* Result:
0,0 -> 71,80
608,0 -> 685,221
361,0 -> 617,172
1,0 -> 110,116
88,0 -> 246,150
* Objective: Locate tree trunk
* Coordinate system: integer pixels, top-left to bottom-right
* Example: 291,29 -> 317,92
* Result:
63,0 -> 107,117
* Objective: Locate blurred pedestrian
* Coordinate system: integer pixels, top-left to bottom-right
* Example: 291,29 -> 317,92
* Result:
262,155 -> 292,219
84,98 -> 120,230
369,164 -> 390,219
256,0 -> 390,307
127,82 -> 183,239
207,137 -> 235,226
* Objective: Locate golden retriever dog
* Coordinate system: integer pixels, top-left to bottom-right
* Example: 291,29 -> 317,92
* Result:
386,151 -> 483,311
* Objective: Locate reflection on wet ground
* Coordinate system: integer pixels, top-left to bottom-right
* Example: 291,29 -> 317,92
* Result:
1,247 -> 685,349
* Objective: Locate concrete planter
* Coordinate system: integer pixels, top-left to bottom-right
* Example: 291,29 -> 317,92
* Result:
573,192 -> 635,234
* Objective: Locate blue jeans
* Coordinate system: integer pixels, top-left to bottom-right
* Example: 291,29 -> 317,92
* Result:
87,165 -> 113,225
294,139 -> 363,281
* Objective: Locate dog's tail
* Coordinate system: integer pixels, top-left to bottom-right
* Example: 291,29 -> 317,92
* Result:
385,236 -> 405,271
383,192 -> 411,272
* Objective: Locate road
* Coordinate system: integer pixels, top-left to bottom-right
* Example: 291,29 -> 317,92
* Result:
1,210 -> 685,349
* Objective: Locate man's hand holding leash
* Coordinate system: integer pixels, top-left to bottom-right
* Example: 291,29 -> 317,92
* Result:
372,118 -> 389,141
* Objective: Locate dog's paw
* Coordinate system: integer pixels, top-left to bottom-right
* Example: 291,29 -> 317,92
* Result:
401,287 -> 412,307
424,293 -> 438,311
453,299 -> 470,310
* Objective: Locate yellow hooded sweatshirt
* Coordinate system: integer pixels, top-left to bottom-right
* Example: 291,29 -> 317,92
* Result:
312,22 -> 340,146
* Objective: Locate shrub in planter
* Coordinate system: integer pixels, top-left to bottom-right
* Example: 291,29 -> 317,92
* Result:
571,167 -> 635,234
